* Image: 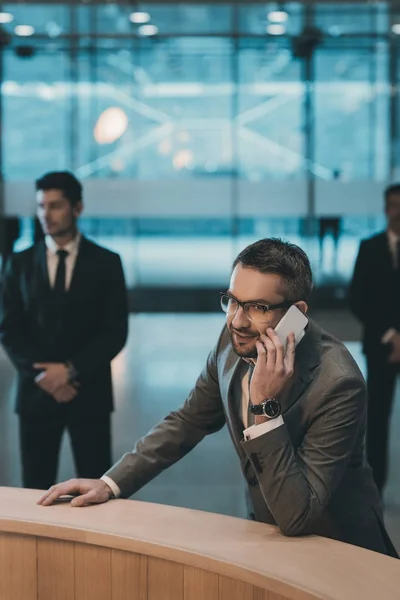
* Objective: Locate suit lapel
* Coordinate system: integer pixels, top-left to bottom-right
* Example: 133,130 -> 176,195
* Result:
373,232 -> 393,272
218,340 -> 247,451
67,235 -> 87,298
33,240 -> 50,292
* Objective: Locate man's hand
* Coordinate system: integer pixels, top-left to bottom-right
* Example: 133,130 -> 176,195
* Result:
33,362 -> 70,395
388,332 -> 400,364
250,327 -> 295,405
37,478 -> 113,507
53,383 -> 78,404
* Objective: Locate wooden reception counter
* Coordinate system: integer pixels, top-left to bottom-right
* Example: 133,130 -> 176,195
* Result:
0,487 -> 399,600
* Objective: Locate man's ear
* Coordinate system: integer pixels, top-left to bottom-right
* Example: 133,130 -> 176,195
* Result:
73,201 -> 83,219
295,301 -> 308,315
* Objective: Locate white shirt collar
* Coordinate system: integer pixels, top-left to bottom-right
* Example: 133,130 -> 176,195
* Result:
45,232 -> 81,256
388,228 -> 398,244
243,357 -> 256,367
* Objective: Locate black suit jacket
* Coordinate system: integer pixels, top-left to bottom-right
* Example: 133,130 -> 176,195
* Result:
349,231 -> 399,355
0,237 -> 128,417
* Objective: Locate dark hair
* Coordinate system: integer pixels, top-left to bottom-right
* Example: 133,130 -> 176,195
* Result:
232,238 -> 313,302
385,183 -> 400,202
35,171 -> 83,207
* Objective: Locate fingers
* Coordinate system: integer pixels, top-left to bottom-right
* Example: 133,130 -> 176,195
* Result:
284,332 -> 296,376
37,479 -> 81,506
265,327 -> 285,366
60,385 -> 78,402
71,489 -> 105,507
286,331 -> 296,354
259,333 -> 276,368
255,340 -> 267,362
33,363 -> 48,370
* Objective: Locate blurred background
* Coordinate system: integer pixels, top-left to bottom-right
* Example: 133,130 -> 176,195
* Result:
0,0 -> 399,547
1,0 -> 399,307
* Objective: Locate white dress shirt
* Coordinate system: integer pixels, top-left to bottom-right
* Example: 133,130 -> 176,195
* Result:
387,228 -> 399,269
45,233 -> 81,290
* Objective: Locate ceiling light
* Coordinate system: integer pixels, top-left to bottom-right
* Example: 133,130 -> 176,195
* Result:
15,25 -> 35,37
392,24 -> 400,35
266,24 -> 286,36
129,11 -> 151,24
173,149 -> 193,170
94,107 -> 128,144
268,11 -> 288,23
138,24 -> 158,36
0,12 -> 14,24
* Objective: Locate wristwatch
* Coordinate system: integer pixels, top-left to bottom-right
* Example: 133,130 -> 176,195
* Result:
250,399 -> 281,419
65,361 -> 78,382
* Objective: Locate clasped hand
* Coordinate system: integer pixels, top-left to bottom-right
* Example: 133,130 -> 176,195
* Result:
250,327 -> 296,405
388,333 -> 400,364
34,362 -> 78,404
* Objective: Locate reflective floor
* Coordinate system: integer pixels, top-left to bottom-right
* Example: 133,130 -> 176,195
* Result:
0,312 -> 399,551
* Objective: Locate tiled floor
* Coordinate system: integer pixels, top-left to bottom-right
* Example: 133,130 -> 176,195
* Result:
0,312 -> 399,550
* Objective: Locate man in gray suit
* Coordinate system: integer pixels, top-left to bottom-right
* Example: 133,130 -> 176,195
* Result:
39,238 -> 397,556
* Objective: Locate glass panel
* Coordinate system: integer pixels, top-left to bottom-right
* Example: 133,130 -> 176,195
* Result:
238,2 -> 303,36
3,48 -> 70,181
76,37 -> 233,180
3,3 -> 69,36
314,39 -> 390,181
314,2 -> 378,35
237,37 -> 304,180
96,3 -> 232,35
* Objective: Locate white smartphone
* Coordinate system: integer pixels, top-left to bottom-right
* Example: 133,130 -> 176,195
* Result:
274,305 -> 308,350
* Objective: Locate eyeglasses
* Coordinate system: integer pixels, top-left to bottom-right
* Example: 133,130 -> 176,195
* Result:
220,292 -> 292,323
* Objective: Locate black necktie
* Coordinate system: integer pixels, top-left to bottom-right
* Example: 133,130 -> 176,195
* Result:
54,249 -> 68,294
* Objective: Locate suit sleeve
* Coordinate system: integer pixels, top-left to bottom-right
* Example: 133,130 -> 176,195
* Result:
0,254 -> 41,378
68,254 -> 128,381
242,374 -> 365,536
349,240 -> 393,338
104,341 -> 226,498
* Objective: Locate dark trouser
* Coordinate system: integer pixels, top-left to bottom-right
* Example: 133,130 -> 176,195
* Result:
19,409 -> 112,490
366,353 -> 398,494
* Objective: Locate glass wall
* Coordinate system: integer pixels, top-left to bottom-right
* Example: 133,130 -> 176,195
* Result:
1,2 -> 399,304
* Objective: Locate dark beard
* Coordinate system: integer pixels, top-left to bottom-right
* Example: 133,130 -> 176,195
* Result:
229,330 -> 258,359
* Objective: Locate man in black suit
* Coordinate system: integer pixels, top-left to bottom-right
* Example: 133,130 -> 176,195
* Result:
349,183 -> 400,495
0,171 -> 128,490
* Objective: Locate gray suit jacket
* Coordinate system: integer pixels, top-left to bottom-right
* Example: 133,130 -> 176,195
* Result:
106,320 -> 397,557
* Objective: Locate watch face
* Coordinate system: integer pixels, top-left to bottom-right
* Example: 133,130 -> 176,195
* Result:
263,399 -> 281,419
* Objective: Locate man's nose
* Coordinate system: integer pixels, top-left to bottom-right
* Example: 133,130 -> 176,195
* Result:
232,305 -> 251,329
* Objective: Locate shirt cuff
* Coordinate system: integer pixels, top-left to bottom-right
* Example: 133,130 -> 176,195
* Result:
243,415 -> 284,441
382,328 -> 396,344
100,475 -> 121,498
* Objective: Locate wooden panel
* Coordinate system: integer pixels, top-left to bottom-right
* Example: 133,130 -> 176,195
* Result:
184,566 -> 218,600
74,543 -> 111,600
38,538 -> 75,600
111,549 -> 147,600
148,557 -> 184,600
0,532 -> 37,600
254,589 -> 290,600
219,575 -> 254,600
